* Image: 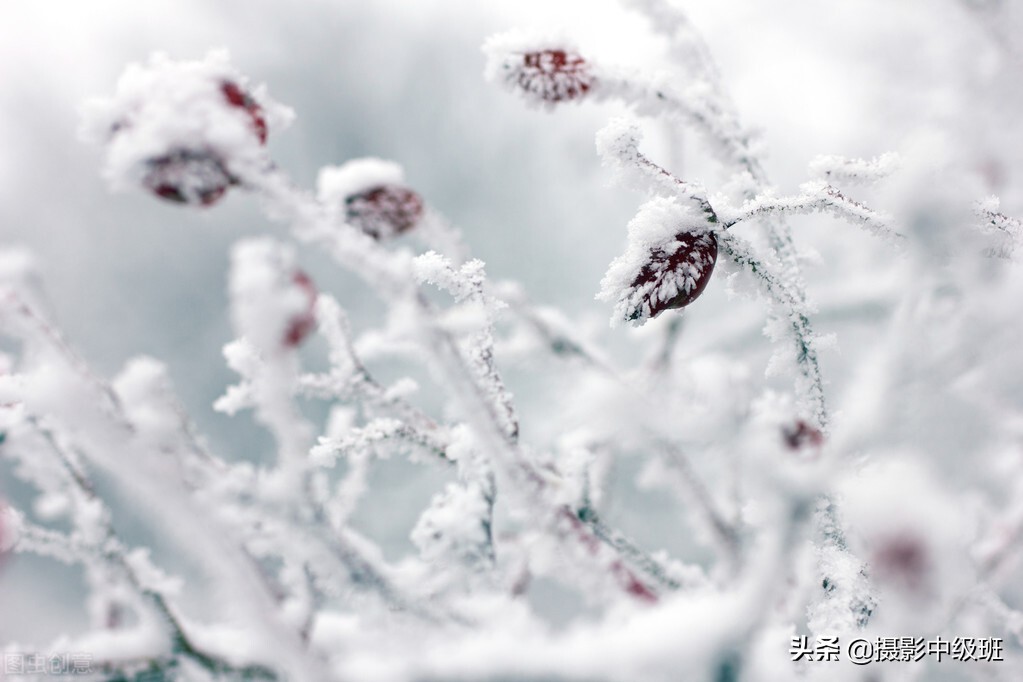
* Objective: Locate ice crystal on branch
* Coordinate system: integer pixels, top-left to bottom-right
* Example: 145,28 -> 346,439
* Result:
411,481 -> 494,592
718,179 -> 903,245
598,196 -> 718,326
808,152 -> 902,185
974,195 -> 1023,259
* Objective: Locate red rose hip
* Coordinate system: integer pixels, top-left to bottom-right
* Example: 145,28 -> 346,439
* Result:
345,185 -> 424,240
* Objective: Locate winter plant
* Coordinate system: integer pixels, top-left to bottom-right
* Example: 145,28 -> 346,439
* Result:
2,1 -> 1023,680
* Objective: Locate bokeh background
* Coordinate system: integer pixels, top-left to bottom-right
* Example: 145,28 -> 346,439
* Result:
3,0 -> 1022,651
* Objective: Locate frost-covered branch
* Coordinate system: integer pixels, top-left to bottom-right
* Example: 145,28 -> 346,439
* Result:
720,180 -> 904,244
975,195 -> 1023,259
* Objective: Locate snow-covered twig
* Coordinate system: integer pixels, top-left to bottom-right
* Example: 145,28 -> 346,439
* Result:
975,196 -> 1023,259
720,180 -> 904,245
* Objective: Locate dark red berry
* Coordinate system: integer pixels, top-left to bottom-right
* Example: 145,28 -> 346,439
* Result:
518,49 -> 593,103
345,185 -> 424,240
629,231 -> 717,321
283,270 -> 317,348
782,419 -> 824,451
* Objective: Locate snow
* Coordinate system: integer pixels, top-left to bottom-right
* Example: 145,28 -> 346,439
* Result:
317,157 -> 407,206
112,356 -> 183,451
0,505 -> 23,552
411,481 -> 492,578
809,152 -> 902,185
80,50 -> 292,199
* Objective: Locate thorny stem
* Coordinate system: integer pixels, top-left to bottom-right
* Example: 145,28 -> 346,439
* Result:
16,422 -> 279,681
16,523 -> 279,681
720,184 -> 904,245
645,314 -> 684,374
977,204 -> 1023,259
575,505 -> 683,591
612,0 -> 805,274
3,294 -> 427,677
417,292 -> 672,598
504,294 -> 743,567
1,291 -> 135,433
302,296 -> 450,458
940,505 -> 1023,633
606,147 -> 829,430
248,167 -> 678,600
600,18 -> 889,619
655,441 -> 742,563
7,294 -> 376,613
715,233 -> 828,430
629,85 -> 801,271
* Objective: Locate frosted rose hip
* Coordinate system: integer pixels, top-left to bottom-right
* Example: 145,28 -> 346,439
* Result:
318,158 -> 424,239
628,231 -> 717,320
345,185 -> 424,240
84,53 -> 289,209
517,49 -> 593,103
137,80 -> 267,207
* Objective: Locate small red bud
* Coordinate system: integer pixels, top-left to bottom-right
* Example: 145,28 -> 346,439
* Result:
283,270 -> 317,348
782,419 -> 824,451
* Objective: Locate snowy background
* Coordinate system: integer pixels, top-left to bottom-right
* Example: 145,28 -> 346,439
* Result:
3,0 -> 1023,675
